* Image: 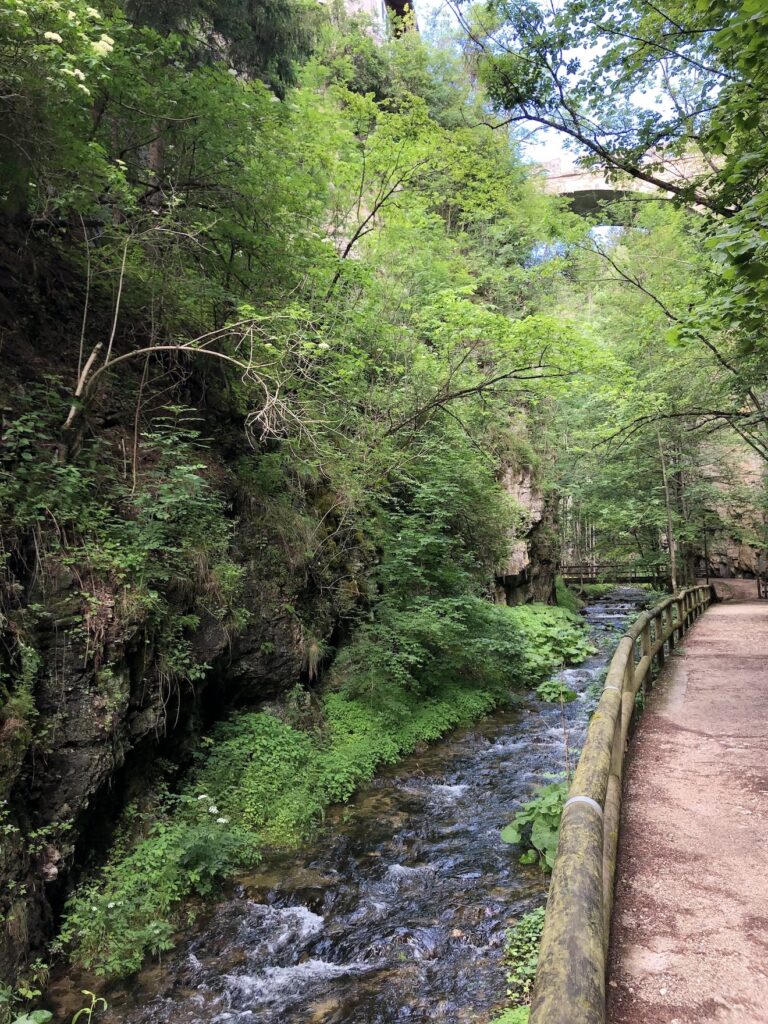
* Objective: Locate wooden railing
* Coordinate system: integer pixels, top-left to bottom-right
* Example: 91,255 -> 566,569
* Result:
529,585 -> 713,1024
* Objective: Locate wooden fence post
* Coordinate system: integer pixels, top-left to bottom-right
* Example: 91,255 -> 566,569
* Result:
641,622 -> 652,700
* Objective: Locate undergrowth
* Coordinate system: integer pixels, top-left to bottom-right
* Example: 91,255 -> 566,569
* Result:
576,583 -> 622,599
505,605 -> 595,678
504,906 -> 546,1004
0,397 -> 248,745
59,602 -> 591,977
554,576 -> 583,615
487,905 -> 545,1023
60,683 -> 502,975
490,1011 -> 529,1024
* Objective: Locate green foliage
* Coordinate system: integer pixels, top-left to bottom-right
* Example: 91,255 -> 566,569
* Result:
501,781 -> 568,870
58,801 -> 254,976
61,681 -> 500,975
0,960 -> 51,1024
61,583 -> 589,977
123,0 -> 317,94
0,400 -> 246,698
71,991 -> 107,1024
545,202 -> 768,574
503,906 -> 546,1005
503,606 -> 595,682
554,576 -> 583,616
577,584 -> 622,600
489,1009 -> 529,1024
535,678 -> 577,704
471,0 -> 768,466
0,0 -> 603,994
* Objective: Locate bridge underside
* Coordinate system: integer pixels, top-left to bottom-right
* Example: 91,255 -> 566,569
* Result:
562,188 -> 636,219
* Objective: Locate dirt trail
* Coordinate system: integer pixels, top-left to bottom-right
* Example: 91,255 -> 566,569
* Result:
608,580 -> 768,1024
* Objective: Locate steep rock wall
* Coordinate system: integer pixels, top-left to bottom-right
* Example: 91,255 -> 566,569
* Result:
701,446 -> 766,578
0,524 -> 313,982
1,460 -> 557,981
495,466 -> 557,604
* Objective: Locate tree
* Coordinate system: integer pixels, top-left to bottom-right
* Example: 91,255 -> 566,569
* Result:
452,0 -> 768,415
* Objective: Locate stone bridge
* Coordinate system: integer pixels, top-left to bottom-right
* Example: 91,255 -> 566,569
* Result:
540,154 -> 709,217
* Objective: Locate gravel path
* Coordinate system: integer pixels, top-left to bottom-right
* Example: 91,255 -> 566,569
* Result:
607,580 -> 768,1024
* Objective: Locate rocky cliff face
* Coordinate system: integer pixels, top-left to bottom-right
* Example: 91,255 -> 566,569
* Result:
495,466 -> 558,604
703,446 -> 766,579
0,525 -> 313,983
0,297 -> 555,989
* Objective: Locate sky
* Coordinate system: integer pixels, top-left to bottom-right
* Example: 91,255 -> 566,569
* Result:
410,0 -> 576,166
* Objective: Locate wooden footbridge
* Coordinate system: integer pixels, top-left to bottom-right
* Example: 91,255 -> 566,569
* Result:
560,563 -> 668,587
529,581 -> 768,1023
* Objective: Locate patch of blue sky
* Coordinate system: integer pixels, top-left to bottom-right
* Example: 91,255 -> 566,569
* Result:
411,0 -> 677,168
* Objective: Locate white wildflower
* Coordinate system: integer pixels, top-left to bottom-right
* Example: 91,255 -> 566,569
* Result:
78,83 -> 91,95
208,805 -> 219,814
216,817 -> 230,825
317,342 -> 330,351
91,33 -> 113,55
107,901 -> 115,909
72,68 -> 86,81
86,6 -> 101,16
44,31 -> 64,42
197,794 -> 210,801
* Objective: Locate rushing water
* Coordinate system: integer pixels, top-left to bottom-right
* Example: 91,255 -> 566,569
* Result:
50,589 -> 649,1024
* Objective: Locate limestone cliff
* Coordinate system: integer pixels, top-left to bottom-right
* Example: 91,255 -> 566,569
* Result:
495,466 -> 558,604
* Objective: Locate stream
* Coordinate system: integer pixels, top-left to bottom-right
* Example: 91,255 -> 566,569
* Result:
52,589 -> 650,1024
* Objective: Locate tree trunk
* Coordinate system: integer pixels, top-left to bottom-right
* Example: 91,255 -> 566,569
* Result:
657,428 -> 678,591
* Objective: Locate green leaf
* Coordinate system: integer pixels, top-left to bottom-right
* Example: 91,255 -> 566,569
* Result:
500,823 -> 522,844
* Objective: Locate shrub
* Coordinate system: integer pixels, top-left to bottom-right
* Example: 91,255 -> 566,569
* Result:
503,605 -> 595,682
500,781 -> 568,870
535,678 -> 577,703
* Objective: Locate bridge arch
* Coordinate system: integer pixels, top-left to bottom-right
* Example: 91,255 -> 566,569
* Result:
540,155 -> 709,219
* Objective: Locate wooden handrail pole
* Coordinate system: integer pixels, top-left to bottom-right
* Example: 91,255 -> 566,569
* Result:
640,622 -> 652,701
